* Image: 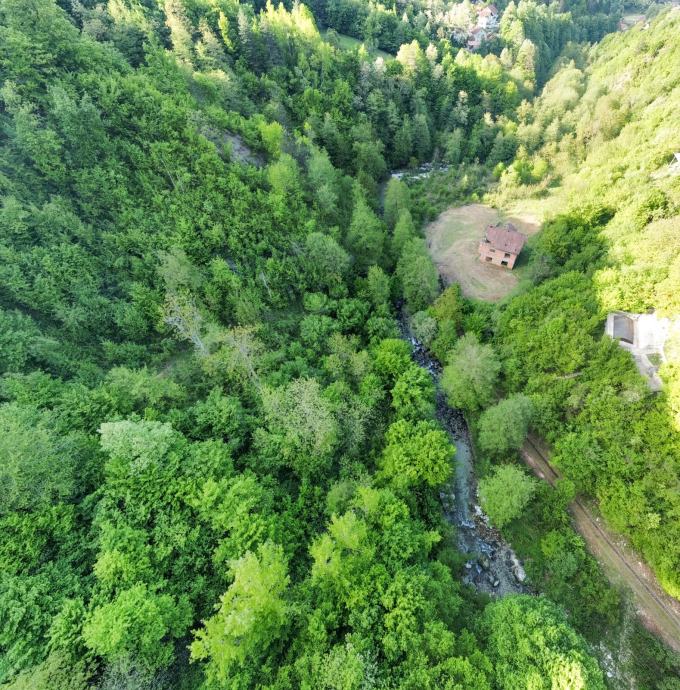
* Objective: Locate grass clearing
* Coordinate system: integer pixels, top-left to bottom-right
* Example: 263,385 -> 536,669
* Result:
321,29 -> 393,60
425,203 -> 541,302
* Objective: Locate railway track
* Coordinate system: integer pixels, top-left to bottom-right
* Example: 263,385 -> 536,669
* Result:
521,436 -> 680,652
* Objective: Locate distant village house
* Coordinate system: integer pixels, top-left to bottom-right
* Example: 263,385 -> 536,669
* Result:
477,4 -> 499,29
456,4 -> 500,50
478,223 -> 526,269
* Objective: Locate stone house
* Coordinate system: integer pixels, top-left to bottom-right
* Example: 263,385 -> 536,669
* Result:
467,26 -> 488,50
478,223 -> 526,269
477,5 -> 499,29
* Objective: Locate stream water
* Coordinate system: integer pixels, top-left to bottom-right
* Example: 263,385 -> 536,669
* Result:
390,162 -> 451,181
401,318 -> 529,597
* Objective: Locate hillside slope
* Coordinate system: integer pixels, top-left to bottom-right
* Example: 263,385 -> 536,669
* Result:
492,8 -> 680,600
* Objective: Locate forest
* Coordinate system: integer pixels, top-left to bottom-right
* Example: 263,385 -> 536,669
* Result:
0,0 -> 679,688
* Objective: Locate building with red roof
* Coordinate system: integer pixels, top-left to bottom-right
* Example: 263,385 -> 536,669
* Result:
478,222 -> 526,269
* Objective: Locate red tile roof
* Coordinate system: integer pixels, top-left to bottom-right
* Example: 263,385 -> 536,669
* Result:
483,223 -> 526,255
479,5 -> 498,16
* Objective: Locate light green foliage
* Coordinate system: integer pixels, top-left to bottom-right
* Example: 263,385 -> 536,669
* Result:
430,319 -> 459,363
380,419 -> 453,489
346,192 -> 386,274
479,465 -> 537,528
304,232 -> 351,293
396,238 -> 439,312
391,364 -> 436,421
383,178 -> 411,230
259,120 -> 284,157
478,394 -> 533,456
430,284 -> 464,329
99,419 -> 179,482
481,596 -> 606,690
441,334 -> 500,412
316,642 -> 377,690
307,147 -> 341,226
372,338 -> 412,384
366,265 -> 391,310
267,153 -> 301,195
83,584 -> 191,670
191,542 -> 289,681
391,209 -> 416,262
428,284 -> 465,360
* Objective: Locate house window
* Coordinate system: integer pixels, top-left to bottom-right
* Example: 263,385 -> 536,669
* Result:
490,248 -> 495,253
504,252 -> 511,258
485,256 -> 492,262
501,260 -> 509,266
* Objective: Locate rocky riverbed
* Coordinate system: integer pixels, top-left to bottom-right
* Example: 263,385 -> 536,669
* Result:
403,323 -> 529,597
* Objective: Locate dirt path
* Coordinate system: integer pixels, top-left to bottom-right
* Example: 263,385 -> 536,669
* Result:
521,435 -> 680,653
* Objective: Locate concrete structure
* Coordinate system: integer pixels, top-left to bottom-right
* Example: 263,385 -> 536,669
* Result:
478,223 -> 526,269
670,152 -> 680,175
605,311 -> 679,391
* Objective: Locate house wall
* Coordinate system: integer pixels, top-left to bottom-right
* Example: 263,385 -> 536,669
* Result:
478,242 -> 518,269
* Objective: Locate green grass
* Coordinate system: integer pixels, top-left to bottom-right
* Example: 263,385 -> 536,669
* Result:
321,29 -> 393,60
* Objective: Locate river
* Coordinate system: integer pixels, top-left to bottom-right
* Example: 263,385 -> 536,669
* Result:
390,163 -> 450,181
401,316 -> 528,597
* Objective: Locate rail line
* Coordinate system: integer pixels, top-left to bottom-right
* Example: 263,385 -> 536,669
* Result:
521,436 -> 680,652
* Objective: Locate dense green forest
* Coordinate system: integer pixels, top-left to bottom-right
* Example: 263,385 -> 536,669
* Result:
0,0 -> 679,688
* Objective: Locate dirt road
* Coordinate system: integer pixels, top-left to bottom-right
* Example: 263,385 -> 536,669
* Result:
521,435 -> 680,652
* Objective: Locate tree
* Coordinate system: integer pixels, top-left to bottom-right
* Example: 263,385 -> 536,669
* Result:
410,311 -> 438,347
0,403 -> 75,515
394,116 -> 414,166
345,191 -> 386,274
396,238 -> 439,312
365,265 -> 391,310
430,284 -> 464,328
380,419 -> 453,489
83,584 -> 191,670
478,465 -> 536,528
391,209 -> 416,262
443,129 -> 464,165
260,378 -> 338,473
413,113 -> 432,162
478,394 -> 533,456
191,542 -> 289,683
308,147 -> 341,226
441,334 -> 500,412
481,596 -> 606,690
391,364 -> 435,421
383,178 -> 411,230
163,0 -> 194,65
304,232 -> 350,293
